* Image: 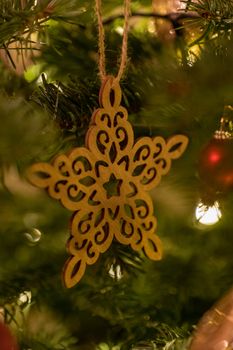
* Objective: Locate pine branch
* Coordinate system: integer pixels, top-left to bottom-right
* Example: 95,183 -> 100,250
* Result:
103,11 -> 200,25
33,74 -> 144,138
0,0 -> 86,69
33,75 -> 98,137
185,0 -> 233,45
103,2 -> 233,45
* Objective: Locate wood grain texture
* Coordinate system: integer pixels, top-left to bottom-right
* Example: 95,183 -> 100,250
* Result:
27,76 -> 188,288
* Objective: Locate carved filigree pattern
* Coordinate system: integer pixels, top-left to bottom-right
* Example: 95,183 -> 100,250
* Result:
27,76 -> 188,288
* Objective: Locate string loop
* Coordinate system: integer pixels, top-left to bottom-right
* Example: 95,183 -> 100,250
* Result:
95,0 -> 131,83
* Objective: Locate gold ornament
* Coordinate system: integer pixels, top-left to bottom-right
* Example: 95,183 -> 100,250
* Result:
27,76 -> 188,288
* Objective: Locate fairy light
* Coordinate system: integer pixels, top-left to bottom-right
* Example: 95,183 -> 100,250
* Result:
195,201 -> 222,226
24,228 -> 42,244
115,26 -> 124,35
18,291 -> 32,305
108,264 -> 123,281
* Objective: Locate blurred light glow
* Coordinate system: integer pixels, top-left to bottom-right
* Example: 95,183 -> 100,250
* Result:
195,201 -> 222,226
115,26 -> 124,35
209,151 -> 221,163
24,228 -> 42,243
108,264 -> 123,281
19,291 -> 32,305
36,72 -> 48,85
148,20 -> 156,34
23,212 -> 41,227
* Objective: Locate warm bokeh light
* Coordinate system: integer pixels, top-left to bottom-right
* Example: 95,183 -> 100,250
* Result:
195,201 -> 222,226
209,151 -> 221,163
108,264 -> 123,280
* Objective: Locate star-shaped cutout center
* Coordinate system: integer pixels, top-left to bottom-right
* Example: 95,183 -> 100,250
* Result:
103,173 -> 123,199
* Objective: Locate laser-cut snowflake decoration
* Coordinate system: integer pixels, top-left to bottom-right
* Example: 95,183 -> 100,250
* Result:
27,76 -> 188,288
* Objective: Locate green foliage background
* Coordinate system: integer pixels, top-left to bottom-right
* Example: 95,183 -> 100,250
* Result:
0,0 -> 233,349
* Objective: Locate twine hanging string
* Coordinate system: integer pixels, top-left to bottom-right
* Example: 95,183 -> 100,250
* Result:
95,0 -> 131,83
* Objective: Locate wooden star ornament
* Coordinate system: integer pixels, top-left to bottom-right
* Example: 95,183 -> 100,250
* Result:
27,76 -> 188,288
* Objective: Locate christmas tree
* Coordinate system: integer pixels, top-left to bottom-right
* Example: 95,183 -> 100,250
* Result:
1,0 -> 233,349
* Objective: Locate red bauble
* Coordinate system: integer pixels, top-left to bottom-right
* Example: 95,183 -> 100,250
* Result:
0,321 -> 18,350
198,137 -> 233,193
